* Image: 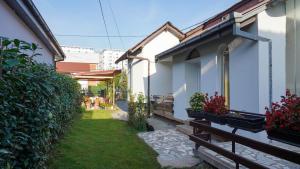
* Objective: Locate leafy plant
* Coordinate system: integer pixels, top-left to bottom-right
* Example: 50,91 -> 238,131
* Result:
127,93 -> 147,131
204,92 -> 228,115
0,39 -> 82,168
127,94 -> 136,126
265,89 -> 300,131
189,92 -> 206,112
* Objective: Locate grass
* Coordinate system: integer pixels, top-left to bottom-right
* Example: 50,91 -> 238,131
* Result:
48,109 -> 161,169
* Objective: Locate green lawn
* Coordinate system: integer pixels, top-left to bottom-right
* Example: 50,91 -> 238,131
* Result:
48,110 -> 161,169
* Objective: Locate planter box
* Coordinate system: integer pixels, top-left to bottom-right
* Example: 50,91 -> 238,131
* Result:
204,112 -> 227,124
225,113 -> 265,130
186,108 -> 205,119
267,129 -> 300,146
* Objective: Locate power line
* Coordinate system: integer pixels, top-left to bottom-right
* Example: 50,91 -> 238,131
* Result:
97,0 -> 111,49
180,13 -> 219,31
55,34 -> 146,38
107,0 -> 124,49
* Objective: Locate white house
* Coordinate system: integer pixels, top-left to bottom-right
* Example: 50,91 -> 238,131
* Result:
0,0 -> 64,65
155,0 -> 298,125
115,22 -> 185,99
99,49 -> 125,70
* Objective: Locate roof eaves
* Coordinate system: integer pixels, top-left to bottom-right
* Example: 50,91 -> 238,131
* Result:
156,14 -> 237,61
115,22 -> 184,64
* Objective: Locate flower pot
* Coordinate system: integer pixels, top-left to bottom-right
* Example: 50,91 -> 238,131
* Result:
186,108 -> 205,119
203,112 -> 227,124
225,113 -> 265,131
267,128 -> 300,146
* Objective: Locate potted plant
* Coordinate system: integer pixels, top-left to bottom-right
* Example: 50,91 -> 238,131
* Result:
186,92 -> 206,119
266,90 -> 300,145
203,92 -> 228,124
225,110 -> 265,131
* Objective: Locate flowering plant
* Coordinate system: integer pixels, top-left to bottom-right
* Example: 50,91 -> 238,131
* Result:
265,89 -> 300,131
204,92 -> 228,115
189,92 -> 206,112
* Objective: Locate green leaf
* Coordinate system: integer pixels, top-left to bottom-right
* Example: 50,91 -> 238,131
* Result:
13,39 -> 20,47
0,149 -> 12,154
2,39 -> 11,46
4,59 -> 20,67
31,43 -> 37,50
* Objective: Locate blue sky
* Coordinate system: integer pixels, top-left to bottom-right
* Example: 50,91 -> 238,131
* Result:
33,0 -> 239,51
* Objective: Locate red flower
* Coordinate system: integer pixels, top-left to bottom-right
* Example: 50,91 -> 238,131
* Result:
204,92 -> 228,115
265,89 -> 300,131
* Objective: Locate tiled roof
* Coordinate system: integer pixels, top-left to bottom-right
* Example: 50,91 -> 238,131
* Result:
183,0 -> 269,41
56,62 -> 96,74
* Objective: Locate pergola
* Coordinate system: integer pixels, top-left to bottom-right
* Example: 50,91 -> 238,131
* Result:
71,70 -> 121,106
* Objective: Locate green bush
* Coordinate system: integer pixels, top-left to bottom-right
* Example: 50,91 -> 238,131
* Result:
189,92 -> 206,112
127,93 -> 147,131
127,94 -> 136,126
0,39 -> 82,169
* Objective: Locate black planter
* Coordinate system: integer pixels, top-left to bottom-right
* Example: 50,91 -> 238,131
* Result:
225,113 -> 265,131
267,128 -> 300,146
186,108 -> 205,119
203,112 -> 227,124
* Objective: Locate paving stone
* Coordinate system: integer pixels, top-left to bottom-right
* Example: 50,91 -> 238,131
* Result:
138,129 -> 200,168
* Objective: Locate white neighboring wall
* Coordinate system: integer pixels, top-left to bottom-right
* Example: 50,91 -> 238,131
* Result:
78,80 -> 88,90
0,0 -> 54,65
61,46 -> 100,64
99,49 -> 125,70
129,30 -> 180,97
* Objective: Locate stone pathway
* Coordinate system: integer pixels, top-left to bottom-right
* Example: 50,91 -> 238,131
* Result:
138,129 -> 200,168
112,100 -> 128,121
199,141 -> 300,169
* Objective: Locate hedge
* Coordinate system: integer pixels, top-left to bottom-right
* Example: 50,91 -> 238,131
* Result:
0,39 -> 82,168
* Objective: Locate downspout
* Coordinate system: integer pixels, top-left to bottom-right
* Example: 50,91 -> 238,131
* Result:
127,56 -> 151,117
232,12 -> 273,108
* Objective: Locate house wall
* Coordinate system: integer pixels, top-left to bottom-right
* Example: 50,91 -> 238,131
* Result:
172,55 -> 188,119
171,28 -> 260,119
0,0 -> 54,65
129,30 -> 180,98
286,0 -> 300,95
230,25 -> 260,113
257,2 -> 286,113
171,2 -> 287,121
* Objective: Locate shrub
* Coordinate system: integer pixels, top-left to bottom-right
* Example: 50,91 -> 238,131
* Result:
189,92 -> 205,112
127,94 -> 136,126
265,89 -> 300,131
204,92 -> 228,115
127,93 -> 147,131
0,39 -> 82,168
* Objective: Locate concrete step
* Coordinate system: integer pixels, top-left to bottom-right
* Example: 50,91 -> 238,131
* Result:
176,124 -> 193,135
